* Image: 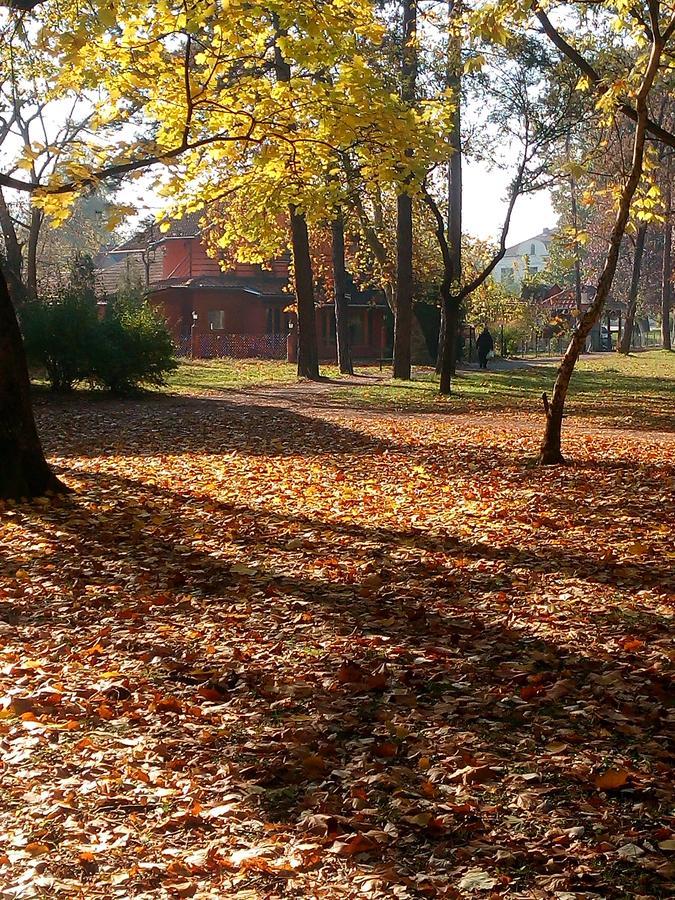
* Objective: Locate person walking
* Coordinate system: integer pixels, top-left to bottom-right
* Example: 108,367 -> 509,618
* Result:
476,326 -> 494,369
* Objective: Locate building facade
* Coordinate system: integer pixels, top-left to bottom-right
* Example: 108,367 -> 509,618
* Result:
95,217 -> 390,361
494,228 -> 554,287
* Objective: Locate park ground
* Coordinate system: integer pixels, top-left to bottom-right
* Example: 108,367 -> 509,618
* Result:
0,351 -> 673,898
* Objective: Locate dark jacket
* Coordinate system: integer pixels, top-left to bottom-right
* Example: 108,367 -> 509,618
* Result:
476,329 -> 494,355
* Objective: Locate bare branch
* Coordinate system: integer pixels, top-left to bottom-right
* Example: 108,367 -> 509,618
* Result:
533,4 -> 675,149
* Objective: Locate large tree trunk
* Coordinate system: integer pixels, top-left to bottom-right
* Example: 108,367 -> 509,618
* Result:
290,207 -> 319,380
393,0 -> 417,381
0,267 -> 66,499
662,159 -> 672,351
270,16 -> 319,380
332,214 -> 353,375
437,0 -> 462,395
618,222 -> 647,354
539,35 -> 662,465
439,296 -> 459,395
393,192 -> 413,379
25,208 -> 42,301
0,188 -> 27,306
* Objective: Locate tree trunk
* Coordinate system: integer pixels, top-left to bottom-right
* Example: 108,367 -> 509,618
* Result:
349,187 -> 395,314
270,16 -> 319,380
25,208 -> 42,301
290,207 -> 319,380
332,214 -> 353,375
435,301 -> 446,374
439,296 -> 459,395
539,34 -> 663,465
0,267 -> 66,499
0,188 -> 27,306
662,160 -> 672,351
618,222 -> 647,354
393,0 -> 417,381
566,133 -> 583,316
437,0 -> 462,393
393,192 -> 413,379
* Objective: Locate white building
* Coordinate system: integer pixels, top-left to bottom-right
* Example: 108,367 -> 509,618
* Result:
494,228 -> 554,287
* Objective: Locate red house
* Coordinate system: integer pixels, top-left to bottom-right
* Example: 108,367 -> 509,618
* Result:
95,216 -> 391,362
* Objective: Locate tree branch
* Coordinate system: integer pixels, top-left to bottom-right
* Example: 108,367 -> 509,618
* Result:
456,143 -> 528,301
421,185 -> 453,284
534,4 -> 675,150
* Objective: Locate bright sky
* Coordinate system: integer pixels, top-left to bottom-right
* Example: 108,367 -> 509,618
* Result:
462,160 -> 557,245
117,162 -> 557,250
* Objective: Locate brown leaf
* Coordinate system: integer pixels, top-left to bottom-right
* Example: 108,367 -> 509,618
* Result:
331,833 -> 377,856
594,768 -> 630,791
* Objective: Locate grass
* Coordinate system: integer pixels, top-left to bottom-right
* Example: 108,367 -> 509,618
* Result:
167,357 -> 345,393
33,351 -> 675,432
165,350 -> 674,431
322,350 -> 675,429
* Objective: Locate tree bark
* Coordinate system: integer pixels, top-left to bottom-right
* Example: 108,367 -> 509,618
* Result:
393,0 -> 417,381
439,296 -> 459,395
618,222 -> 647,354
0,266 -> 66,499
290,207 -> 319,380
0,188 -> 27,306
538,34 -> 664,465
662,158 -> 672,351
270,15 -> 320,380
393,191 -> 413,379
436,0 -> 462,394
25,208 -> 42,301
435,302 -> 446,374
332,214 -> 353,375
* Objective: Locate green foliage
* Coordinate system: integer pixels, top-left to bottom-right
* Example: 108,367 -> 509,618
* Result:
22,286 -> 177,395
91,294 -> 178,395
21,289 -> 98,392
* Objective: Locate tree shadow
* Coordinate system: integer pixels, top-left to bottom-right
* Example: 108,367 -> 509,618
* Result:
35,394 -> 395,459
6,466 -> 672,896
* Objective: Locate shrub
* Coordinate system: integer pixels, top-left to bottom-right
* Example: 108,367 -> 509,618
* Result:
21,291 -> 98,391
22,288 -> 177,394
91,296 -> 177,394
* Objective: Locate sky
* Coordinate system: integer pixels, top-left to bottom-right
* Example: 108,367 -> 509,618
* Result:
116,161 -> 557,251
462,160 -> 557,246
0,94 -> 557,252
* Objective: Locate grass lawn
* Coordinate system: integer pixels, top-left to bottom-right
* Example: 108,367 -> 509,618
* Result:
168,350 -> 675,430
167,358 -> 341,393
328,349 -> 675,411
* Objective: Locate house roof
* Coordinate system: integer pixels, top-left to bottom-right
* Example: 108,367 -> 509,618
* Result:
114,213 -> 202,253
542,286 -> 626,313
503,228 -> 555,258
149,273 -> 288,300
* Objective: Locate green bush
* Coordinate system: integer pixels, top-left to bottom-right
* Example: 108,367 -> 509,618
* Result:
21,290 -> 177,394
92,297 -> 177,394
21,291 -> 99,392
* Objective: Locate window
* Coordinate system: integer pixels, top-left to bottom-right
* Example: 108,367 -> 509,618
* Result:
208,310 -> 225,330
530,243 -> 536,256
528,266 -> 538,275
266,307 -> 283,334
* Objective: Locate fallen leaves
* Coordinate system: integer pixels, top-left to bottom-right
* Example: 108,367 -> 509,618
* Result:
457,868 -> 500,892
594,768 -> 631,791
0,387 -> 672,897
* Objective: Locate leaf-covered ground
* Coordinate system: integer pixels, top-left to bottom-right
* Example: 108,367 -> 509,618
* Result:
1,373 -> 674,898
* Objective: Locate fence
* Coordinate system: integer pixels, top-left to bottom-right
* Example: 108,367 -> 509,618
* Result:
515,327 -> 664,358
177,332 -> 287,359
